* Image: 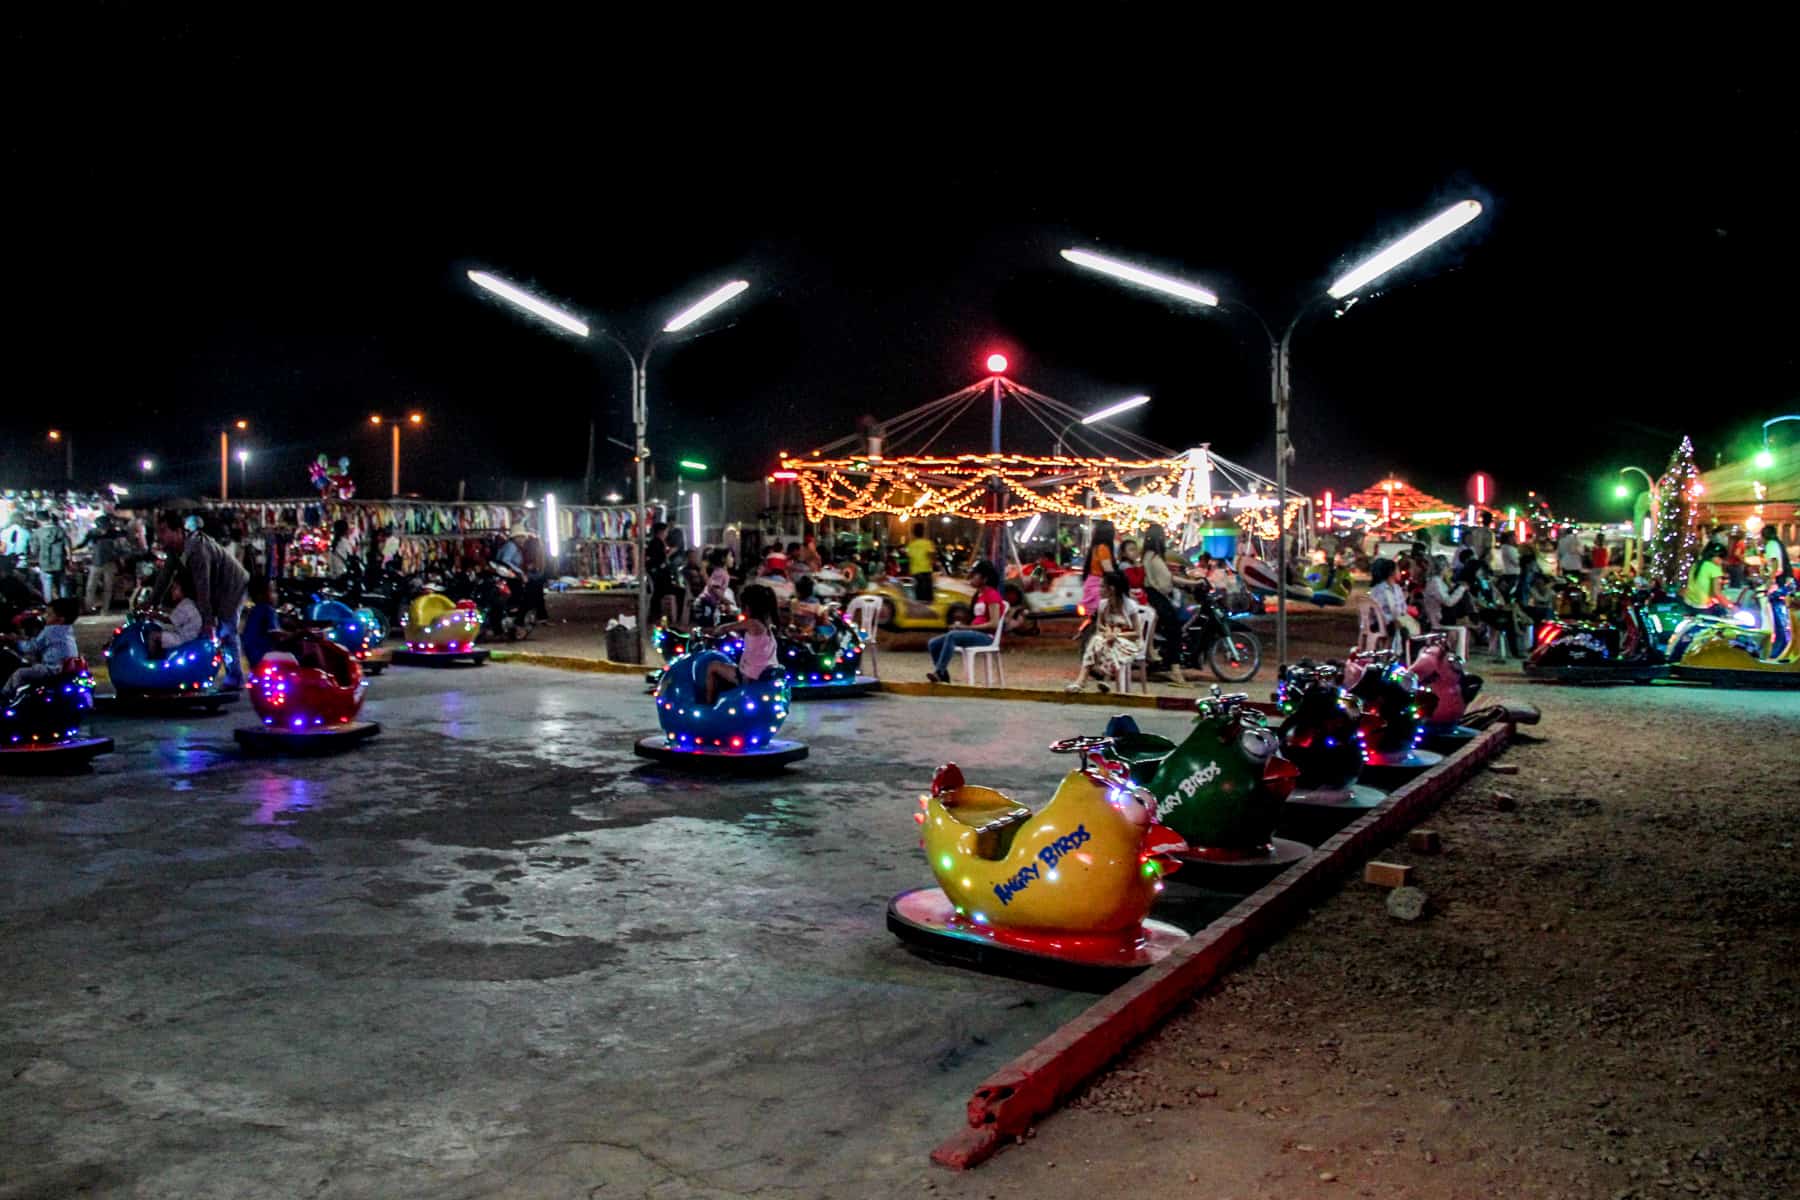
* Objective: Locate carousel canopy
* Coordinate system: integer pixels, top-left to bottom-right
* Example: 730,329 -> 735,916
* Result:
775,375 -> 1292,534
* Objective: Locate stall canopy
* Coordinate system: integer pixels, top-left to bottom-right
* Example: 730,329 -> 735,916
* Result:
775,374 -> 1303,547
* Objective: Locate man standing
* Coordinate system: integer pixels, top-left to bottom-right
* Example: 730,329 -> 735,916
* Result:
158,512 -> 250,688
80,516 -> 124,614
35,516 -> 69,600
1555,525 -> 1585,577
1467,511 -> 1495,569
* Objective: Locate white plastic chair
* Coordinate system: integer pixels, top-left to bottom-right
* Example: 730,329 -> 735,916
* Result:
1116,605 -> 1159,694
959,601 -> 1008,686
843,594 -> 883,678
1356,597 -> 1400,654
1419,624 -> 1470,661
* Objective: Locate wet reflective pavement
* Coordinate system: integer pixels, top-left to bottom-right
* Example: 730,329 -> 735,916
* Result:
0,665 -> 1217,1199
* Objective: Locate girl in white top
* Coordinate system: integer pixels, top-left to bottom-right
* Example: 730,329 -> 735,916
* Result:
1068,572 -> 1144,692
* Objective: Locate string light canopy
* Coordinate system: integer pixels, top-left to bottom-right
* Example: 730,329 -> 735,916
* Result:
774,374 -> 1301,537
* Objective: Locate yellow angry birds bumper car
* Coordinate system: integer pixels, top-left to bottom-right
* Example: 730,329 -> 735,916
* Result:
887,738 -> 1189,984
1671,588 -> 1800,688
393,593 -> 489,666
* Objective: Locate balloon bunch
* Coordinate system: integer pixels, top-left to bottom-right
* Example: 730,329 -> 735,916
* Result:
309,454 -> 356,500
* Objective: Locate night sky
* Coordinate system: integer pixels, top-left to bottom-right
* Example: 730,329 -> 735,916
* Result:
5,38 -> 1793,521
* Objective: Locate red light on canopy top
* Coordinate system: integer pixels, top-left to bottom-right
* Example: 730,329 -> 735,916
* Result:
985,353 -> 1008,374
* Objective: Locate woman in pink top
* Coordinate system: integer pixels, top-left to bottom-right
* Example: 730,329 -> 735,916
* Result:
702,584 -> 779,706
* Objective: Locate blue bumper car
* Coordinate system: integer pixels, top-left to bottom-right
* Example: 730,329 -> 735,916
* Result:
308,598 -> 391,674
99,611 -> 237,713
634,649 -> 805,772
1,658 -> 111,772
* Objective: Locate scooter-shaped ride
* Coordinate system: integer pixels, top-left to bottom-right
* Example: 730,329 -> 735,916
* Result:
1525,584 -> 1671,684
1408,633 -> 1484,751
1671,585 -> 1800,688
1269,661 -> 1387,842
1339,650 -> 1440,786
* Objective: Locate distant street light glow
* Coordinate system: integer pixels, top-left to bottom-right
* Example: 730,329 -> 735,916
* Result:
409,412 -> 424,425
237,449 -> 249,465
140,459 -> 154,472
370,414 -> 382,425
1327,200 -> 1484,299
235,420 -> 248,430
985,353 -> 1009,374
1614,483 -> 1630,499
47,429 -> 62,441
604,492 -> 623,503
1060,249 -> 1219,307
468,270 -> 591,338
662,280 -> 749,333
679,459 -> 709,472
1081,394 -> 1151,425
1754,448 -> 1774,470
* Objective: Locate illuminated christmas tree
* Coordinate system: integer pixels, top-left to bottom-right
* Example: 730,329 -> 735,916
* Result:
1649,436 -> 1702,588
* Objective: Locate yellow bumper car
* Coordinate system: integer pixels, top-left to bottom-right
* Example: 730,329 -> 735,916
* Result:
393,593 -> 489,667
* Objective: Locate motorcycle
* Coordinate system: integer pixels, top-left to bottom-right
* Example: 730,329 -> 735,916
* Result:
1176,580 -> 1262,682
0,655 -> 110,772
444,562 -> 535,642
886,739 -> 1188,984
634,648 -> 804,772
236,631 -> 381,754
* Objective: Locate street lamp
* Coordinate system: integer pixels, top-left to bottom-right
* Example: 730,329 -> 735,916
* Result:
468,269 -> 749,663
1617,466 -> 1660,575
1061,199 -> 1483,669
219,420 -> 248,500
140,458 -> 155,474
47,430 -> 72,483
369,412 -> 425,495
236,448 -> 250,492
1758,414 -> 1799,469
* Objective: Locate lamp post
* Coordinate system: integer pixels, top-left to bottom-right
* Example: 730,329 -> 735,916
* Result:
1061,199 -> 1483,670
219,419 -> 248,500
370,412 -> 424,495
1617,465 -> 1660,575
1759,414 -> 1799,469
47,430 -> 72,483
468,270 -> 749,663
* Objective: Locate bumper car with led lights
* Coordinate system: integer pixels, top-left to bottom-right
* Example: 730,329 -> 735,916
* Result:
864,575 -> 977,631
1408,634 -> 1485,751
234,636 -> 380,754
780,610 -> 876,698
1524,590 -> 1670,684
643,622 -> 698,689
308,598 -> 390,674
0,658 -> 111,772
887,745 -> 1188,987
634,649 -> 805,771
392,593 -> 488,666
1671,589 -> 1800,688
1125,694 -> 1306,890
1340,650 -> 1441,785
1269,661 -> 1385,842
98,612 -> 237,712
1303,562 -> 1352,607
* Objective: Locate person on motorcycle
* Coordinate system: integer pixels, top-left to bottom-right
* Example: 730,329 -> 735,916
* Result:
2,595 -> 79,700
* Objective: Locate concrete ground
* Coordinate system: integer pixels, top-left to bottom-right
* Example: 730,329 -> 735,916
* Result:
0,666 -> 1215,1199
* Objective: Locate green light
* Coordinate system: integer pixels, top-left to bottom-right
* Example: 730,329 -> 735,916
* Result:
678,459 -> 709,472
939,854 -> 953,871
1755,449 -> 1775,470
1613,484 -> 1630,499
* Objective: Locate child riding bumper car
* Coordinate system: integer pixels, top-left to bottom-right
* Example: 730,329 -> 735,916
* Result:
1671,587 -> 1800,688
887,745 -> 1189,987
393,593 -> 487,666
235,634 -> 381,754
779,608 -> 874,698
634,650 -> 804,771
0,657 -> 111,772
100,610 -> 236,712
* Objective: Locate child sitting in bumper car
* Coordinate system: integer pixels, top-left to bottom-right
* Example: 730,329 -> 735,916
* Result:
154,568 -> 205,656
700,583 -> 779,706
2,596 -> 79,700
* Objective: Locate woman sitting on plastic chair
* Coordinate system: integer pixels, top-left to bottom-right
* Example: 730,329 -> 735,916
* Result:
1067,572 -> 1143,693
925,561 -> 1003,684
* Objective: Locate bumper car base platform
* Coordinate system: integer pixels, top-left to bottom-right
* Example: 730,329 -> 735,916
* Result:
886,887 -> 1185,990
633,734 -> 808,772
1358,747 -> 1444,788
391,648 -> 490,668
1167,837 -> 1312,893
235,720 -> 382,755
94,689 -> 240,714
1523,662 -> 1669,684
788,675 -> 880,700
0,736 -> 114,773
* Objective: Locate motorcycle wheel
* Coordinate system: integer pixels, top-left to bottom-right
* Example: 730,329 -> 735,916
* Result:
510,612 -> 536,642
1208,630 -> 1261,682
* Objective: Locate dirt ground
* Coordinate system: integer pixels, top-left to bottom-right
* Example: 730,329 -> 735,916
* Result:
931,682 -> 1800,1200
